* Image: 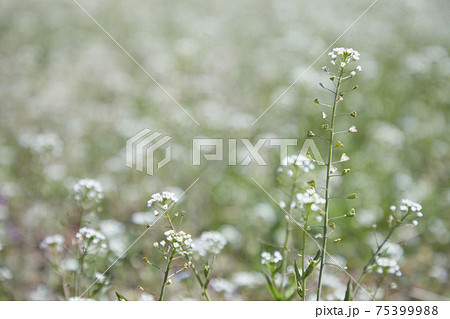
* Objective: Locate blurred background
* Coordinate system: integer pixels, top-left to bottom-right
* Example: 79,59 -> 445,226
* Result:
0,0 -> 449,300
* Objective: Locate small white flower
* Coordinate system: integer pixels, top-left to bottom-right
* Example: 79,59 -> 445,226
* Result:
350,71 -> 356,77
73,179 -> 104,203
147,191 -> 178,208
261,251 -> 283,265
356,65 -> 362,71
75,227 -> 108,253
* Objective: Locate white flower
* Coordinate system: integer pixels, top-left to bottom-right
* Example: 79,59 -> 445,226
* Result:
147,191 -> 178,208
356,65 -> 362,71
19,132 -> 63,157
297,188 -> 325,209
210,278 -> 235,294
162,230 -> 193,256
100,219 -> 125,238
139,293 -> 155,301
193,231 -> 227,257
39,234 -> 65,252
350,71 -> 356,77
73,179 -> 104,203
0,267 -> 12,281
280,154 -> 315,173
399,199 -> 422,213
131,211 -> 157,225
328,47 -> 361,69
232,272 -> 265,287
60,258 -> 78,271
261,251 -> 283,265
75,227 -> 108,252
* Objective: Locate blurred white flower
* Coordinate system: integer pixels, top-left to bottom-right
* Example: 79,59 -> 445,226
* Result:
210,278 -> 236,294
39,234 -> 65,252
193,231 -> 227,257
139,293 -> 155,301
60,258 -> 78,272
131,211 -> 157,225
232,272 -> 265,287
75,227 -> 108,253
280,154 -> 315,173
73,178 -> 104,203
297,188 -> 325,210
261,251 -> 283,265
0,267 -> 12,281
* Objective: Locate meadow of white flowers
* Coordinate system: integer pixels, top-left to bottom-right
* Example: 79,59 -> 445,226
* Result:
0,0 -> 449,301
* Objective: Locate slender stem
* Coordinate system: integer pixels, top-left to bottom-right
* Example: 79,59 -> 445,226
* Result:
301,206 -> 311,301
316,69 -> 343,301
280,170 -> 298,297
351,214 -> 409,299
159,249 -> 175,301
189,259 -> 210,301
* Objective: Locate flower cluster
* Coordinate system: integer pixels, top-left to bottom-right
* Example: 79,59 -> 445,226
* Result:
193,231 -> 227,257
73,178 -> 104,203
39,234 -> 65,252
147,191 -> 178,210
328,47 -> 361,69
373,242 -> 403,277
261,251 -> 283,265
280,154 -> 315,173
297,188 -> 326,211
19,131 -> 63,158
154,230 -> 193,257
399,199 -> 423,213
75,227 -> 107,252
375,257 -> 402,277
390,199 -> 423,226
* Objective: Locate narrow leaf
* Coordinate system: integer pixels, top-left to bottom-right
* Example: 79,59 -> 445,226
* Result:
344,280 -> 353,301
115,291 -> 128,301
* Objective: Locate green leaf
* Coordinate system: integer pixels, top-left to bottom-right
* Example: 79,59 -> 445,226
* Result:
293,259 -> 304,299
263,273 -> 283,301
344,280 -> 353,301
307,180 -> 316,188
115,291 -> 128,301
284,274 -> 298,301
302,250 -> 321,280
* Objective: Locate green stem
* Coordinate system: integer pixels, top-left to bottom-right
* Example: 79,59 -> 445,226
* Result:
189,259 -> 211,301
280,169 -> 298,297
159,249 -> 175,301
301,206 -> 311,301
351,213 -> 409,299
316,69 -> 343,301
